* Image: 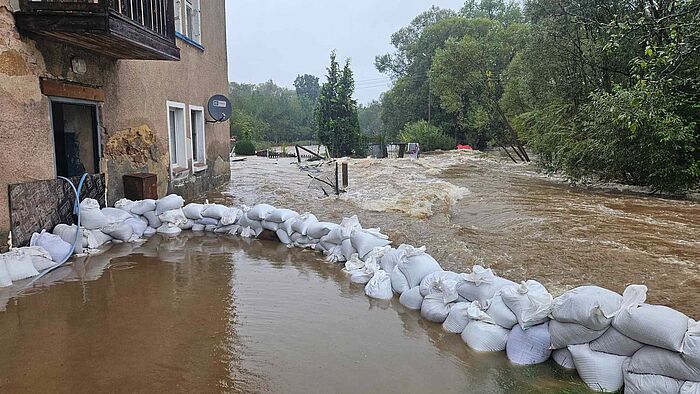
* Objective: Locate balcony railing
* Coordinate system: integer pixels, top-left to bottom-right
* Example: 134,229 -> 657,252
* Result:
15,0 -> 180,60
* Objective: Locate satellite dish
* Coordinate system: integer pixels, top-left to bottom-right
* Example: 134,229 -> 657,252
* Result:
207,94 -> 232,122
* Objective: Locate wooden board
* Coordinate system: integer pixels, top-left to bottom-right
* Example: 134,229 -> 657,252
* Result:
40,79 -> 106,102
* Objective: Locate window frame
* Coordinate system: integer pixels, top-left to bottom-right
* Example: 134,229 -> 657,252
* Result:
183,0 -> 202,45
166,101 -> 188,176
189,105 -> 206,171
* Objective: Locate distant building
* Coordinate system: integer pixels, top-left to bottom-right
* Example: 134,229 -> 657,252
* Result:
0,0 -> 231,245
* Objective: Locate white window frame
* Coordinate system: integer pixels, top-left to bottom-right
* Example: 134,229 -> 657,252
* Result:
183,0 -> 202,44
174,0 -> 183,34
166,101 -> 188,176
189,105 -> 206,171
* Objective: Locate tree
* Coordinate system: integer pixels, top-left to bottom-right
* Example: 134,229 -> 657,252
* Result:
358,100 -> 383,137
294,74 -> 320,105
316,52 -> 365,157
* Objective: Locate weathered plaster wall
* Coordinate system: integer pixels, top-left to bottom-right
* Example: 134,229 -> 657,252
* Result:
102,0 -> 231,203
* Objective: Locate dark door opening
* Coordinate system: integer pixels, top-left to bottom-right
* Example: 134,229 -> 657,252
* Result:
51,101 -> 100,177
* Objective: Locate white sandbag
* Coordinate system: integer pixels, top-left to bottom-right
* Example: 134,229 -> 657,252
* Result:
79,198 -> 108,230
214,225 -> 238,233
551,285 -> 622,330
0,260 -> 12,287
461,320 -> 510,352
568,344 -> 626,392
247,204 -> 276,221
379,247 -> 402,272
552,348 -> 576,370
52,223 -> 86,253
179,219 -> 195,230
13,246 -> 55,271
158,208 -> 188,226
420,271 -> 463,297
266,208 -> 299,223
341,239 -> 356,262
143,227 -> 157,237
396,287 -> 421,310
30,230 -> 72,262
276,229 -> 292,245
130,199 -> 157,215
261,220 -> 280,231
323,217 -> 358,244
681,382 -> 700,394
623,361 -> 685,394
391,265 -> 411,294
157,224 -> 182,237
350,228 -> 390,259
397,245 -> 442,288
486,294 -> 519,329
590,327 -> 644,356
191,224 -> 205,232
0,251 -> 39,281
350,258 -> 380,285
240,227 -> 255,238
102,207 -> 133,225
220,208 -> 241,226
612,285 -> 689,352
278,217 -> 298,235
421,294 -> 453,323
143,210 -> 162,228
102,222 -> 133,242
124,217 -> 147,237
344,254 -> 365,272
456,265 -> 517,303
549,320 -> 608,349
183,203 -> 205,220
365,270 -> 393,300
114,198 -> 134,212
85,229 -> 112,249
290,213 -> 318,235
443,302 -> 471,334
326,245 -> 346,263
684,320 -> 700,369
196,217 -> 219,226
506,322 -> 552,365
155,194 -> 184,215
500,280 -> 553,329
201,204 -> 227,219
307,222 -> 340,240
627,345 -> 700,382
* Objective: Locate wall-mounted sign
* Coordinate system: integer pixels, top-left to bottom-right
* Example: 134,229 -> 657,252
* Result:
207,94 -> 232,123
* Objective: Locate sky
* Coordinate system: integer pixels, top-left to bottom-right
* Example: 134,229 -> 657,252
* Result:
225,0 -> 467,104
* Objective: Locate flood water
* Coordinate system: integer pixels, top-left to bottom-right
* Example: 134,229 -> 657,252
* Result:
0,234 -> 586,393
224,151 -> 699,317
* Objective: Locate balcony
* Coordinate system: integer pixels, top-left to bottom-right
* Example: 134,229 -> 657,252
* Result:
14,0 -> 180,61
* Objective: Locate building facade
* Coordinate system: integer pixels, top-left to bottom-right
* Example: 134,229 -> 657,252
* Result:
0,0 -> 230,246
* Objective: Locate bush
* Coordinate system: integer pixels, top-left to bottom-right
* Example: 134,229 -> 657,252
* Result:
400,121 -> 456,152
234,140 -> 257,156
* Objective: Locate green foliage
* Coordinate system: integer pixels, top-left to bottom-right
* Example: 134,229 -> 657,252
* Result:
400,121 -> 456,152
358,100 -> 383,136
234,140 -> 257,156
316,52 -> 366,157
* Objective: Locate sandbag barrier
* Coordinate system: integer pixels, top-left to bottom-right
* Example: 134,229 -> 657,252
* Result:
1,195 -> 698,393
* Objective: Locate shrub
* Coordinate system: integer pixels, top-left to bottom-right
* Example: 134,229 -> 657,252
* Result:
234,140 -> 257,156
400,120 -> 456,152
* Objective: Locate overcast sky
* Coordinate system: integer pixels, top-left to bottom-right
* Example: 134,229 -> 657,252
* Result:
225,0 -> 467,104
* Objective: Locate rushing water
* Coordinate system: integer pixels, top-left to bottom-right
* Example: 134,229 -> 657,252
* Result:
224,151 -> 699,317
0,234 -> 587,393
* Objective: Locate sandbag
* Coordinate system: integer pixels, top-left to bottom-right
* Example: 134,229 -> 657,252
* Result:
155,194 -> 184,215
323,216 -> 360,244
568,344 -> 626,392
143,211 -> 162,228
261,220 -> 280,232
627,345 -> 700,382
0,251 -> 39,281
0,260 -> 12,287
379,247 -> 402,273
102,222 -> 133,242
486,294 -> 519,329
179,219 -> 195,230
159,209 -> 188,226
196,217 -> 219,226
220,208 -> 242,226
551,285 -> 622,330
143,227 -> 157,237
326,245 -> 346,263
623,361 -> 685,394
276,229 -> 292,245
341,239 -> 356,262
613,285 -> 689,352
552,348 -> 576,370
421,294 -> 453,323
391,265 -> 411,294
290,213 -> 318,235
500,280 -> 553,329
681,382 -> 700,394
247,204 -> 276,221
350,228 -> 390,259
506,322 -> 552,365
457,265 -> 517,303
85,229 -> 112,249
131,199 -> 156,215
349,258 -> 379,285
443,302 -> 471,334
549,320 -> 608,349
30,230 -> 72,262
365,270 -> 393,300
124,217 -> 148,237
462,320 -> 510,352
157,224 -> 182,236
684,320 -> 700,369
183,203 -> 205,220
307,222 -> 340,240
397,245 -> 442,288
53,223 -> 86,253
201,204 -> 228,219
102,207 -> 133,225
266,208 -> 299,223
191,224 -> 205,232
79,198 -> 108,230
214,225 -> 238,234
399,287 -> 424,310
114,198 -> 135,212
13,246 -> 55,271
420,271 -> 462,297
590,327 -> 644,356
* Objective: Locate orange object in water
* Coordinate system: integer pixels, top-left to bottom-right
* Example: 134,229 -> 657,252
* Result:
457,145 -> 473,150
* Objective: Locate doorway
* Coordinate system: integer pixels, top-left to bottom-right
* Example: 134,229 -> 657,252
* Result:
50,99 -> 100,177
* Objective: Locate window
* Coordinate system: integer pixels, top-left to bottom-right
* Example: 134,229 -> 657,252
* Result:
167,101 -> 187,172
190,106 -> 206,168
174,0 -> 183,34
184,0 -> 201,44
50,99 -> 100,177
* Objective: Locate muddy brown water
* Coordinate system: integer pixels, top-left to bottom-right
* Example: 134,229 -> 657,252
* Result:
0,234 -> 586,393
